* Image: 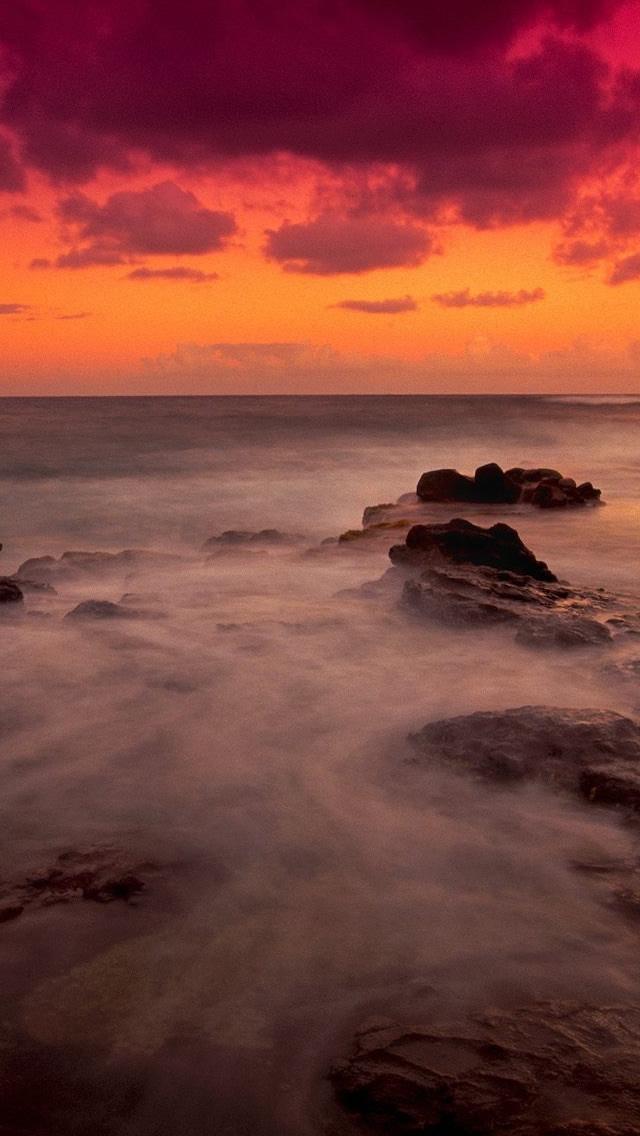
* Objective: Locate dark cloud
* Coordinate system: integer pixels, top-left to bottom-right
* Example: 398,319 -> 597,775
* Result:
0,135 -> 25,192
332,296 -> 417,313
54,311 -> 91,320
0,302 -> 30,313
126,266 -> 220,282
29,257 -> 51,269
55,246 -> 129,269
0,3 -> 635,232
265,214 -> 433,274
553,238 -> 611,266
358,0 -> 623,53
609,252 -> 640,285
432,287 -> 546,308
7,203 -> 41,221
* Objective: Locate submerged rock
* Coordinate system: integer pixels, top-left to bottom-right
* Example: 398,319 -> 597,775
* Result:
0,848 -> 151,919
409,705 -> 640,811
329,1001 -> 640,1136
16,549 -> 181,587
390,518 -> 556,582
201,529 -> 305,553
64,599 -> 138,621
416,462 -> 601,508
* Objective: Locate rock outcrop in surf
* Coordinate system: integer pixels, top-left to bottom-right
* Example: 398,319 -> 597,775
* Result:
329,1000 -> 640,1136
416,462 -> 601,508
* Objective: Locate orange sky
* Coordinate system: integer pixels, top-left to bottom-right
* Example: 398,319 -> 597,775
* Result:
2,1 -> 640,394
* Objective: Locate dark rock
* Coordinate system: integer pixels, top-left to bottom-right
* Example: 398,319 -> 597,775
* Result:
515,615 -> 613,649
409,706 -> 640,811
416,468 -> 476,502
0,904 -> 24,922
473,461 -> 521,503
0,577 -> 23,605
329,1001 -> 640,1136
390,519 -> 556,582
414,463 -> 600,508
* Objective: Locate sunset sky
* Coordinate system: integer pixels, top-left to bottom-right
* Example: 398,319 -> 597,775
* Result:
1,0 -> 640,394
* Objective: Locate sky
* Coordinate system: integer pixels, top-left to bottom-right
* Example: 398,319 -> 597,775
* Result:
1,0 -> 640,394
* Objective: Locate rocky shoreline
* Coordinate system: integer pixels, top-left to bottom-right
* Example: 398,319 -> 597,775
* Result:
4,460 -> 640,1136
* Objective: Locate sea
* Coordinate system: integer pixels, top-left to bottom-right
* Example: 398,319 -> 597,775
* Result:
1,393 -> 640,1134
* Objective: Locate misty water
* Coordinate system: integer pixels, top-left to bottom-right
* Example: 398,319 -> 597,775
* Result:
2,394 -> 640,1135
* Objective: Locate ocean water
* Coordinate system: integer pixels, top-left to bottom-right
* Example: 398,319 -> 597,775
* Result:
1,394 -> 640,1134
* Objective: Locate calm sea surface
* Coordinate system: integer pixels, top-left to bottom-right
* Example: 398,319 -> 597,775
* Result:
1,395 -> 640,1135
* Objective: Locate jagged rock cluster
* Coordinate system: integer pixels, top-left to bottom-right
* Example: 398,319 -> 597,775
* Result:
417,462 -> 601,508
386,517 -> 620,644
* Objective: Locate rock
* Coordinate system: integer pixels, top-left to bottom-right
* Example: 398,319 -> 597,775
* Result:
9,577 -> 56,595
409,706 -> 640,811
200,529 -> 305,552
390,519 -> 556,582
0,577 -> 23,605
416,468 -> 476,502
338,521 -> 412,543
64,600 -> 137,621
415,463 -> 600,507
16,549 -> 181,587
0,848 -> 152,918
515,616 -> 613,649
473,461 -> 521,503
329,1001 -> 640,1136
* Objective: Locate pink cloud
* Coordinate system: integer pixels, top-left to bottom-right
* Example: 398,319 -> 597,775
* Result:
126,266 -> 220,282
57,182 -> 236,260
265,214 -> 433,274
332,296 -> 418,313
432,287 -> 545,308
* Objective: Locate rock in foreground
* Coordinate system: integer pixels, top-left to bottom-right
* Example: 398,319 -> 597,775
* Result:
390,518 -> 556,582
409,706 -> 640,811
416,462 -> 601,508
329,1000 -> 640,1136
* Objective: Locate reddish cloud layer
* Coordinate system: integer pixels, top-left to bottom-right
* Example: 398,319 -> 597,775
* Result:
333,296 -> 417,313
265,214 -> 433,274
432,287 -> 546,308
0,1 -> 636,236
126,266 -> 220,282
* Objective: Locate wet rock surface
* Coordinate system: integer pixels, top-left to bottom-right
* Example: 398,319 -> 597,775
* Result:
0,848 -> 151,922
389,519 -> 556,581
409,706 -> 640,812
329,1001 -> 640,1136
386,519 -> 625,641
416,462 -> 601,508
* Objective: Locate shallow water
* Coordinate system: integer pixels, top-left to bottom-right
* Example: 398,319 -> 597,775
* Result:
1,395 -> 640,1134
